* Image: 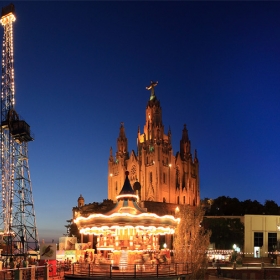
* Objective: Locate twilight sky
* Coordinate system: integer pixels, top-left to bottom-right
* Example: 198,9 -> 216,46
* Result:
1,1 -> 279,242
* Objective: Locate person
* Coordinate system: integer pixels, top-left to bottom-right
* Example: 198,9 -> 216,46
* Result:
9,258 -> 14,269
23,257 -> 28,268
212,257 -> 215,268
84,251 -> 89,262
216,260 -> 221,278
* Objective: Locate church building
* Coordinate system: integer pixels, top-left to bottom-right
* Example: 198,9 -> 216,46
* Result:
108,81 -> 200,211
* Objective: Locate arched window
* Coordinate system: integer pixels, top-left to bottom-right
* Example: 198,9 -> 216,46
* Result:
176,166 -> 180,189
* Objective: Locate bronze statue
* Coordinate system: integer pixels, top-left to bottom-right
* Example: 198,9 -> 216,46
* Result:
146,81 -> 158,100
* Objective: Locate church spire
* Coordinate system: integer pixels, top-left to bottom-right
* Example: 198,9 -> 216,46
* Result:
117,122 -> 128,157
194,149 -> 199,163
109,146 -> 114,162
180,124 -> 191,160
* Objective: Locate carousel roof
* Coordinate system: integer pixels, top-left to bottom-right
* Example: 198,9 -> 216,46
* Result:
74,171 -> 179,235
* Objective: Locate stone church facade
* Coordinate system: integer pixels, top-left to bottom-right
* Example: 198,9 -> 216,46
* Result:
108,81 -> 200,210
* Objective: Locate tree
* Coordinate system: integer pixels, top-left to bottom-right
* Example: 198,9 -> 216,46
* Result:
204,218 -> 244,249
173,205 -> 211,279
264,200 -> 280,215
241,199 -> 264,214
206,196 -> 242,215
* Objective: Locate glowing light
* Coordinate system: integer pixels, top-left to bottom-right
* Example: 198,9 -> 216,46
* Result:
75,211 -> 179,223
116,194 -> 138,200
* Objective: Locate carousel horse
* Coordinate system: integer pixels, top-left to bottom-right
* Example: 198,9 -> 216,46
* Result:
134,254 -> 150,271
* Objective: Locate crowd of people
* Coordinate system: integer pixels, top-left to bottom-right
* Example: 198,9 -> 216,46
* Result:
1,255 -> 38,269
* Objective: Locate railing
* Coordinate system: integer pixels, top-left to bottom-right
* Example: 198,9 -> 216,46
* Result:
0,264 -> 71,279
0,265 -> 51,280
0,263 -> 193,280
64,262 -> 192,279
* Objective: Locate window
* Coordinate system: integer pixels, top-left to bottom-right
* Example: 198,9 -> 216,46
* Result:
177,196 -> 180,204
150,172 -> 153,183
183,196 -> 185,204
268,233 -> 277,252
254,232 -> 263,247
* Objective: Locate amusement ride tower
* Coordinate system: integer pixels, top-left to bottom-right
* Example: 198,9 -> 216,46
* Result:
0,4 -> 39,255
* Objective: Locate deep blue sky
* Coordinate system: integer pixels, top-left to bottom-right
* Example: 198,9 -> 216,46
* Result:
1,1 -> 279,242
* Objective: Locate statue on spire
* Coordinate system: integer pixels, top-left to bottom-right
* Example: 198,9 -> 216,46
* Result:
146,80 -> 158,100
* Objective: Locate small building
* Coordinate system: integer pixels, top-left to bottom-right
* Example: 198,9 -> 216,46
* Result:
244,214 -> 280,258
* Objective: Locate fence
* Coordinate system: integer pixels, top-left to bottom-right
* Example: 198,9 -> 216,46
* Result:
63,262 -> 192,279
0,263 -> 194,280
0,265 -> 60,280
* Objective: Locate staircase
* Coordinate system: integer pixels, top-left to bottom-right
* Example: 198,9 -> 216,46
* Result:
119,250 -> 128,271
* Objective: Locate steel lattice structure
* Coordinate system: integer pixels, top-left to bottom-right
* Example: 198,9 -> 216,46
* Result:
0,4 -> 39,255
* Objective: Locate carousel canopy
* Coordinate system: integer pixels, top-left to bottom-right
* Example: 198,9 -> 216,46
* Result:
74,171 -> 179,235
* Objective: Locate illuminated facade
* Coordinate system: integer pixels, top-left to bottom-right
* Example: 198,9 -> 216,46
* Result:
74,171 -> 179,264
244,215 -> 280,258
108,81 -> 200,206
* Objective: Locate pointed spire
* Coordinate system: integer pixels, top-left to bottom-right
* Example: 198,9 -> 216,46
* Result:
181,124 -> 189,142
109,146 -> 114,161
117,122 -> 128,155
180,124 -> 191,160
194,149 -> 199,163
168,126 -> 171,135
119,171 -> 135,196
118,122 -> 126,140
168,126 -> 172,144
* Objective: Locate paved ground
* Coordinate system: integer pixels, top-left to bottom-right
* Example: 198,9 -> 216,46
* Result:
209,274 -> 226,280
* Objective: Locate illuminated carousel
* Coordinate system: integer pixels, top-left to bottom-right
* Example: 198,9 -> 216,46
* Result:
74,171 -> 179,266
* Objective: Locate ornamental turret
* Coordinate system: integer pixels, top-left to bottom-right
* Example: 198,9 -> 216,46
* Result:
117,122 -> 128,158
78,194 -> 85,207
180,124 -> 191,160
